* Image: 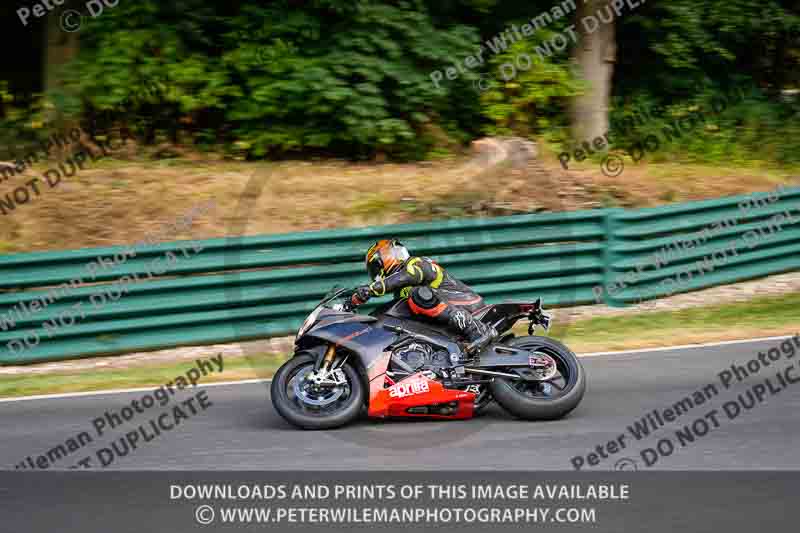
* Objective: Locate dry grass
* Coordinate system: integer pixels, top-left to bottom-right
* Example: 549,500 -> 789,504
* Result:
0,143 -> 797,253
546,145 -> 797,208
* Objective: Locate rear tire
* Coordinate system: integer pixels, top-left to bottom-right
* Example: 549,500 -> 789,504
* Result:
271,353 -> 364,430
489,336 -> 585,420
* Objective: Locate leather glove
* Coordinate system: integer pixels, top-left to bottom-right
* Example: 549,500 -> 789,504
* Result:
350,286 -> 372,307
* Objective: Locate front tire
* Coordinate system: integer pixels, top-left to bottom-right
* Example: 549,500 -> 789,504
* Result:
271,353 -> 364,430
489,336 -> 585,420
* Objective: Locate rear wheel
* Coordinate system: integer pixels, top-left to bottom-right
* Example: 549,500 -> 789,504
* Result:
271,353 -> 364,430
489,336 -> 585,420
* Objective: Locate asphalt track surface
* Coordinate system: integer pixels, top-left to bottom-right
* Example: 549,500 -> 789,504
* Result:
2,336 -> 800,471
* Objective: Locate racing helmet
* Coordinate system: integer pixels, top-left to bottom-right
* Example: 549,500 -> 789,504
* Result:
365,239 -> 410,281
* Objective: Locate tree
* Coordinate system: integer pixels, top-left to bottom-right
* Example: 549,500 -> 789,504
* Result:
570,0 -> 616,142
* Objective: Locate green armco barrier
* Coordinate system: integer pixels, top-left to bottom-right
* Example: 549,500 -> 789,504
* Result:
0,186 -> 798,365
604,185 -> 800,306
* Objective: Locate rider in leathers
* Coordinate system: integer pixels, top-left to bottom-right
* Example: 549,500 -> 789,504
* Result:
350,239 -> 497,355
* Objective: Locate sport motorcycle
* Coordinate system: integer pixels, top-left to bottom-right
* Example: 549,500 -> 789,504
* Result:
271,287 -> 586,429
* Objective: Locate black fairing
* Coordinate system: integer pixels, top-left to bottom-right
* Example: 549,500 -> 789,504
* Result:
296,309 -> 387,371
297,302 -> 458,370
478,303 -> 531,332
295,298 -> 532,372
370,298 -> 414,319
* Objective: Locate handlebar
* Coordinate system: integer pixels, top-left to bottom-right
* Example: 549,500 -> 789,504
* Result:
319,287 -> 358,310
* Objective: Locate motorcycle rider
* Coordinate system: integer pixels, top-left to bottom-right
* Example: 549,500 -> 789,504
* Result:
350,239 -> 498,356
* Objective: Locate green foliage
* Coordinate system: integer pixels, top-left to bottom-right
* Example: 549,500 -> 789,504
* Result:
609,84 -> 800,166
52,0 -> 481,159
611,0 -> 800,167
59,0 -> 235,146
4,0 -> 799,166
619,0 -> 800,94
0,82 -> 51,159
228,1 -> 481,158
479,29 -> 583,139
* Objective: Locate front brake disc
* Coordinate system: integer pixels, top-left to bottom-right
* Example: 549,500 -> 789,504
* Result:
293,367 -> 345,407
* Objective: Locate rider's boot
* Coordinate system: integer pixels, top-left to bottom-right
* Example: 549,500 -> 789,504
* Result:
448,309 -> 498,357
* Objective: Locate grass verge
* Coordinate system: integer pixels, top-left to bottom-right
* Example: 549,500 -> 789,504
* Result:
0,353 -> 285,399
546,291 -> 800,353
1,292 -> 798,399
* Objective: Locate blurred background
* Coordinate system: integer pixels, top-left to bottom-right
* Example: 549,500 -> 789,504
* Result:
3,2 -> 800,480
1,0 -> 799,253
1,0 -> 800,400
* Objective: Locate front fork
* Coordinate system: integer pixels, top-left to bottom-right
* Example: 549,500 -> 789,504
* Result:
311,343 -> 348,386
321,343 -> 336,371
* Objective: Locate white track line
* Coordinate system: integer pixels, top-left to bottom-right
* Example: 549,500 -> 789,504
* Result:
0,378 -> 270,403
1,334 -> 797,403
578,333 -> 798,357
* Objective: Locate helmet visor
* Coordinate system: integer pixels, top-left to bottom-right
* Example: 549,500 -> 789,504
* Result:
367,253 -> 384,281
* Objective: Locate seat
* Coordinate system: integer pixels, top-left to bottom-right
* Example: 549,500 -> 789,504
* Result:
471,305 -> 494,320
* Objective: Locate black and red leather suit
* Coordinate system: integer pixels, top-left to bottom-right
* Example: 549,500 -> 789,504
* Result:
352,256 -> 496,354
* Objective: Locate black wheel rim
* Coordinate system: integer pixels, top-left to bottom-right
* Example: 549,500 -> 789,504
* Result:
506,345 -> 576,400
285,363 -> 353,417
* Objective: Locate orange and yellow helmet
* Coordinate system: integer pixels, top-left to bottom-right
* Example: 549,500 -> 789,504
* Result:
365,239 -> 410,281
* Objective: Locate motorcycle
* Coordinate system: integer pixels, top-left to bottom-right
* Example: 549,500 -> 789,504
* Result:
271,287 -> 586,429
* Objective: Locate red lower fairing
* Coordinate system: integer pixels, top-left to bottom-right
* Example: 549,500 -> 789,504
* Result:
367,369 -> 475,420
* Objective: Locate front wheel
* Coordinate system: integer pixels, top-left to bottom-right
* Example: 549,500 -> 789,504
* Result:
271,353 -> 364,430
489,336 -> 585,420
